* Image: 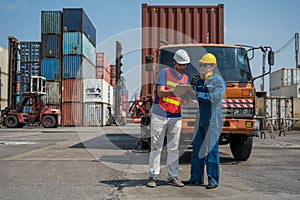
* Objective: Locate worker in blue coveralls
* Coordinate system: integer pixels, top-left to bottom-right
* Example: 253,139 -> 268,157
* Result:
183,53 -> 226,189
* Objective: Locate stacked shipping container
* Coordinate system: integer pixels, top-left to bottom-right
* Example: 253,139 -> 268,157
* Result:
61,8 -> 103,126
41,11 -> 62,110
269,68 -> 300,98
18,42 -> 41,112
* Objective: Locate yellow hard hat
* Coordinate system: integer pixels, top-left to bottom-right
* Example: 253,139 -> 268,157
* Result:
198,53 -> 217,65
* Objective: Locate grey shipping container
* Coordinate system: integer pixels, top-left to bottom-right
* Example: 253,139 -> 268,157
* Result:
63,55 -> 95,79
62,8 -> 96,46
83,102 -> 102,126
41,58 -> 60,80
20,42 -> 41,62
41,81 -> 61,104
42,34 -> 61,57
41,11 -> 62,34
63,32 -> 95,65
269,68 -> 300,90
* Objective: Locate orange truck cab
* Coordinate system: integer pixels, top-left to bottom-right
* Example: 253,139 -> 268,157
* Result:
141,43 -> 274,161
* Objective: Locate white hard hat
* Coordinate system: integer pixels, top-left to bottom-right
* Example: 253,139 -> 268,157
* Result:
173,49 -> 190,64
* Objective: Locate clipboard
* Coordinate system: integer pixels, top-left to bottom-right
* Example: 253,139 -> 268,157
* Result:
173,84 -> 192,96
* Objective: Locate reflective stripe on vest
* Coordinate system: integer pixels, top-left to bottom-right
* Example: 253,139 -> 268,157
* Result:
158,68 -> 188,114
162,97 -> 180,106
166,80 -> 178,88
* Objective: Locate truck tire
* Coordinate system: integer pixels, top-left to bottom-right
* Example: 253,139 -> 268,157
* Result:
229,134 -> 253,161
5,115 -> 19,128
141,137 -> 151,150
141,115 -> 151,150
42,115 -> 57,128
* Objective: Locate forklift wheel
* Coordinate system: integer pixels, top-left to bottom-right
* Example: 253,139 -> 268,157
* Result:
5,115 -> 19,128
42,115 -> 57,128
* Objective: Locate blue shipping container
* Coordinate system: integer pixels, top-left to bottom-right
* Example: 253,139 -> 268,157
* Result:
82,33 -> 96,65
63,32 -> 96,65
41,11 -> 62,34
42,58 -> 60,80
42,34 -> 61,57
20,42 -> 41,62
63,55 -> 95,79
62,8 -> 96,46
63,32 -> 82,55
20,62 -> 41,83
20,83 -> 30,93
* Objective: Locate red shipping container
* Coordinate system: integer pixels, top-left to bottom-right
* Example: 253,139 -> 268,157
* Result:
141,3 -> 224,98
96,66 -> 111,84
96,52 -> 111,72
62,79 -> 83,102
62,102 -> 83,126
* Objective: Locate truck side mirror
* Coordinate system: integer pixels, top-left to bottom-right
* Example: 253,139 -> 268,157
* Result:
145,55 -> 153,71
268,51 -> 274,66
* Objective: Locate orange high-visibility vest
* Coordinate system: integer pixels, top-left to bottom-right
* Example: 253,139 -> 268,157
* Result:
158,68 -> 189,114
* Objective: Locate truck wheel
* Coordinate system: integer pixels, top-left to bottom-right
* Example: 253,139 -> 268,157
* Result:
230,134 -> 253,161
141,137 -> 151,150
141,115 -> 151,150
5,115 -> 19,128
42,115 -> 57,128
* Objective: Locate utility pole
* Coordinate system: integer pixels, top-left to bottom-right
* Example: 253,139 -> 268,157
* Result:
260,52 -> 266,91
295,33 -> 299,68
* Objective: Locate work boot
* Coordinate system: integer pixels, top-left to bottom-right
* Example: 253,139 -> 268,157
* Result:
168,177 -> 184,187
206,183 -> 218,189
146,177 -> 157,187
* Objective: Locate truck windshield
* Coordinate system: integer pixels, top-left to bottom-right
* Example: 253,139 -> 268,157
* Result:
158,46 -> 252,82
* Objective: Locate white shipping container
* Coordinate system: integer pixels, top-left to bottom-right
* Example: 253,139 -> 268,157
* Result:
101,79 -> 113,105
82,57 -> 96,79
269,68 -> 300,90
270,84 -> 300,98
0,47 -> 8,109
83,79 -> 103,102
265,97 -> 293,119
0,47 -> 8,74
83,102 -> 102,126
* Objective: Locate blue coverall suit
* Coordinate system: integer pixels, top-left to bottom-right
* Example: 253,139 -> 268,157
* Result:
190,73 -> 226,186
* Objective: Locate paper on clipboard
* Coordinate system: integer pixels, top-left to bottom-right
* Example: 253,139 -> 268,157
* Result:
173,84 -> 192,96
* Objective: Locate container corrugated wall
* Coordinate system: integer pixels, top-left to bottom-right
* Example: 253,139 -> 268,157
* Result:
62,8 -> 96,46
41,58 -> 60,80
270,84 -> 300,98
63,55 -> 95,79
62,102 -> 83,126
42,81 -> 61,104
42,34 -> 61,57
41,11 -> 62,34
20,42 -> 41,62
82,33 -> 95,65
141,4 -> 224,98
63,32 -> 95,64
83,102 -> 102,126
62,79 -> 83,102
269,68 -> 300,90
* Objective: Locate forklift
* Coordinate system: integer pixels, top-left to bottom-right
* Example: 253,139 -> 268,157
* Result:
1,92 -> 61,128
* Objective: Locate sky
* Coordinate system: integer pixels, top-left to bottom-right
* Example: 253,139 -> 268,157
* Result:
0,0 -> 300,99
